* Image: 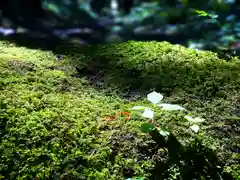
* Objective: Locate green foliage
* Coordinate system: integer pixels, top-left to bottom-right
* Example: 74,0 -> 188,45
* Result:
0,40 -> 239,179
190,9 -> 218,19
0,41 -> 154,180
140,123 -> 155,133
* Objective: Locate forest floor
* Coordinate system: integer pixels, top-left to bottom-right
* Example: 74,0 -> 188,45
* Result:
0,40 -> 239,180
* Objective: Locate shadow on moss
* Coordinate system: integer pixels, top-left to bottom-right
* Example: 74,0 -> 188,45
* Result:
148,130 -> 234,180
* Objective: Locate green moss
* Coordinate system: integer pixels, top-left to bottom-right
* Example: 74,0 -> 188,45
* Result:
57,41 -> 240,100
0,40 -> 239,179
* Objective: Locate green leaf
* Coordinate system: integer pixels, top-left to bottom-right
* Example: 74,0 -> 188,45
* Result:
191,9 -> 218,19
140,123 -> 155,133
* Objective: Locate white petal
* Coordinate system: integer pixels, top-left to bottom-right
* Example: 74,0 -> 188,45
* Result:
132,106 -> 146,110
185,116 -> 205,123
159,129 -> 170,137
190,124 -> 200,133
193,117 -> 205,123
142,109 -> 154,119
184,115 -> 195,122
158,103 -> 185,111
147,91 -> 163,104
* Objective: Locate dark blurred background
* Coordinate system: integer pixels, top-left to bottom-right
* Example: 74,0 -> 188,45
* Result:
0,0 -> 239,53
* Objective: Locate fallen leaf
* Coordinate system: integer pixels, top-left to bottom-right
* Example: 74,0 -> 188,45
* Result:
104,115 -> 116,121
117,112 -> 131,120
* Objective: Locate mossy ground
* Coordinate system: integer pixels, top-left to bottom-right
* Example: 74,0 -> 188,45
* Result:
0,40 -> 239,180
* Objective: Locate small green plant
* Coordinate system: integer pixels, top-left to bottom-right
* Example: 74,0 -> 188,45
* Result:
132,91 -> 205,135
128,92 -> 209,179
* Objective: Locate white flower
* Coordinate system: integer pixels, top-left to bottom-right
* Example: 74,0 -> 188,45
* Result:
184,116 -> 205,123
147,91 -> 163,104
190,124 -> 200,133
157,103 -> 186,111
142,108 -> 154,119
159,129 -> 170,137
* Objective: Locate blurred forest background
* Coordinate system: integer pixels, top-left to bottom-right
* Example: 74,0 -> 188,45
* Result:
0,0 -> 239,54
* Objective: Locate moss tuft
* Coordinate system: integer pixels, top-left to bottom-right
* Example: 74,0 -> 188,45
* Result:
0,40 -> 239,179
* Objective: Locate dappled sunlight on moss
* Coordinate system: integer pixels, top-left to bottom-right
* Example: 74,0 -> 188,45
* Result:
0,40 -> 239,179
